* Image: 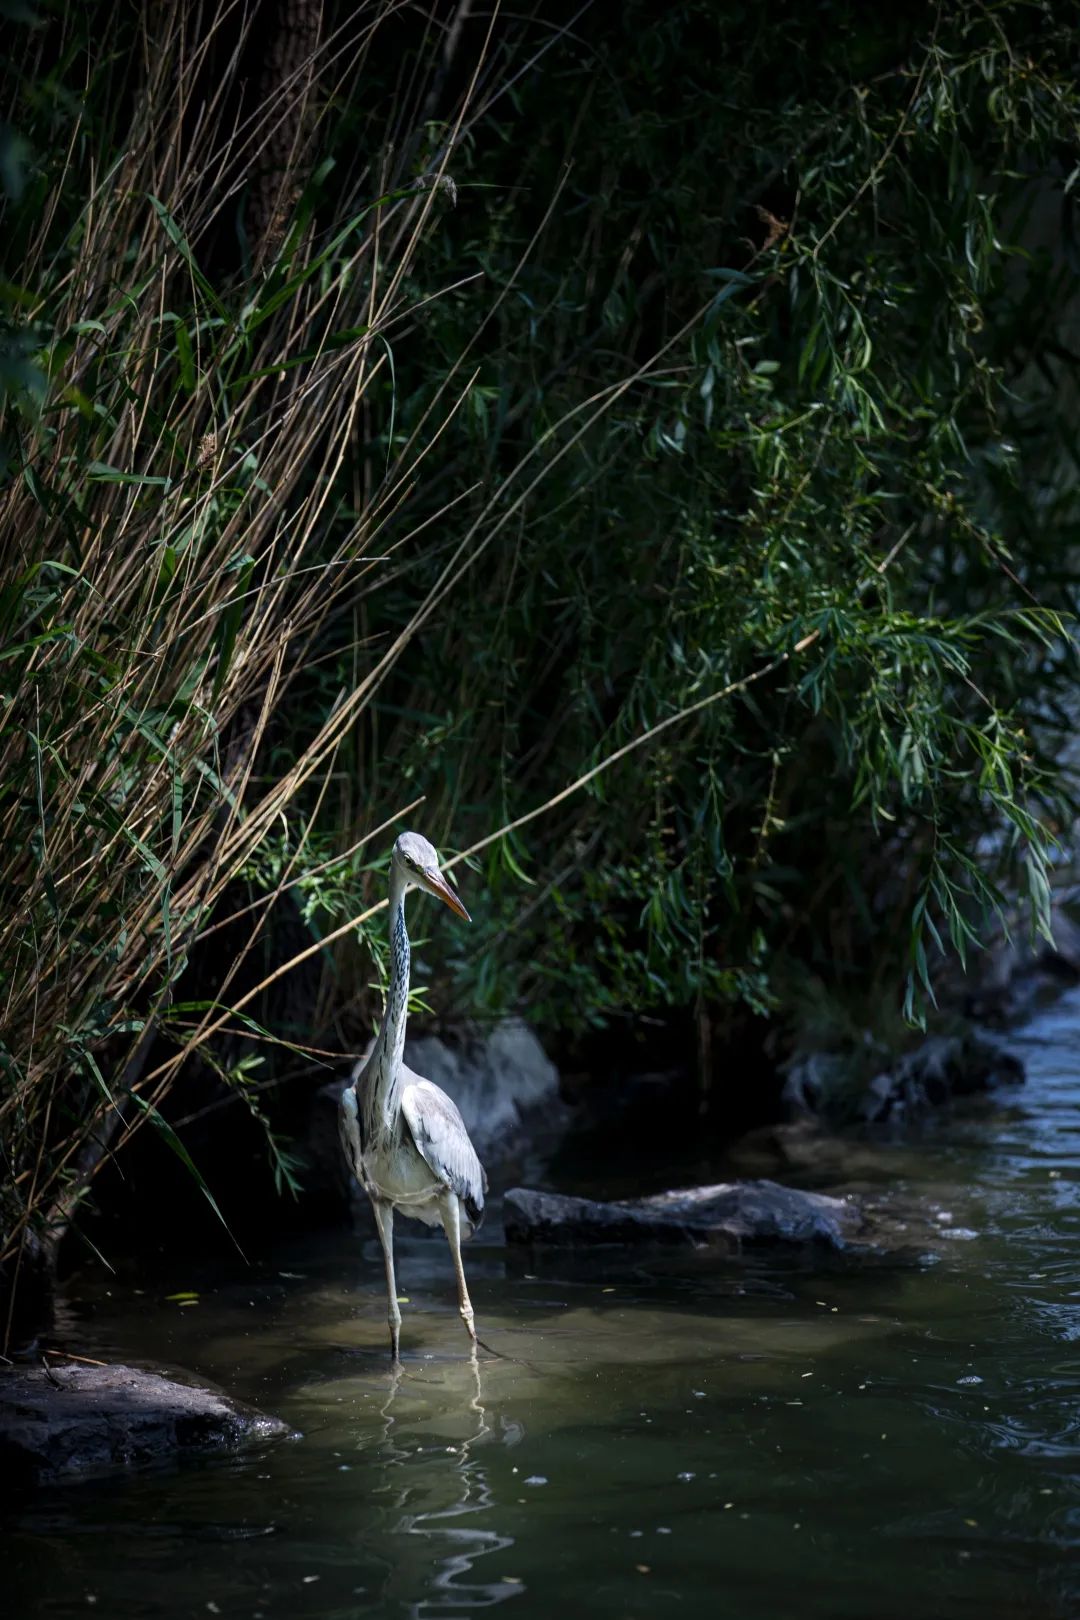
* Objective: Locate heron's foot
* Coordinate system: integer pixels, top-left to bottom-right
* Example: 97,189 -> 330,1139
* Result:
460,1305 -> 477,1342
388,1315 -> 401,1363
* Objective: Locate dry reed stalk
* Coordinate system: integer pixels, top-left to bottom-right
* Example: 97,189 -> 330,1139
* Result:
0,0 -> 512,1273
2,0 -> 684,1294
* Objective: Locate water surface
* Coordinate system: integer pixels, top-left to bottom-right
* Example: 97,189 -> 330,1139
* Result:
8,991 -> 1080,1618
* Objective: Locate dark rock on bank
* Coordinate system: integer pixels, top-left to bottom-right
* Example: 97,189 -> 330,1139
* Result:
0,1362 -> 289,1487
858,1033 -> 1023,1122
503,1178 -> 863,1251
960,899 -> 1080,1025
782,1031 -> 1023,1124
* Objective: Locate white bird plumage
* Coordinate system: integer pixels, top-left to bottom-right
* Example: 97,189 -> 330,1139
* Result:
339,830 -> 486,1359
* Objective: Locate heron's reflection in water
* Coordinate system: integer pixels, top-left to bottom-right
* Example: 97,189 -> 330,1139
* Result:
370,1350 -> 523,1615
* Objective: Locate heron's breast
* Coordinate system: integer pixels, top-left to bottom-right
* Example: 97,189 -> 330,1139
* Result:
362,1137 -> 442,1212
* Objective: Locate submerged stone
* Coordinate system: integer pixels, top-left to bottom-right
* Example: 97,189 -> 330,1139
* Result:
0,1362 -> 289,1487
503,1178 -> 863,1251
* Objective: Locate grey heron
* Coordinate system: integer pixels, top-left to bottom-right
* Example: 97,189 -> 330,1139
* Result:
339,831 -> 486,1360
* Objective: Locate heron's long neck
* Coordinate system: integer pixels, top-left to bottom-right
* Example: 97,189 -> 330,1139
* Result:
364,869 -> 410,1131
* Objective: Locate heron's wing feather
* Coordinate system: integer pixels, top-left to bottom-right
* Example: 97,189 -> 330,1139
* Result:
401,1079 -> 487,1228
338,1081 -> 364,1183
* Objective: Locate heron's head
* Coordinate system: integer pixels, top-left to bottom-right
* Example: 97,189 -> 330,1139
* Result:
391,831 -> 470,921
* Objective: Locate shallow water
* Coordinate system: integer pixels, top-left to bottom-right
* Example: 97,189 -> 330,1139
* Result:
8,990 -> 1080,1620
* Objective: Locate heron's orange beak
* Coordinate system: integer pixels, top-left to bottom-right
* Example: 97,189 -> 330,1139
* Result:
425,868 -> 470,921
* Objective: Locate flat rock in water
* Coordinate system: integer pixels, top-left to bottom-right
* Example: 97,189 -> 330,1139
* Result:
0,1362 -> 289,1487
503,1179 -> 863,1251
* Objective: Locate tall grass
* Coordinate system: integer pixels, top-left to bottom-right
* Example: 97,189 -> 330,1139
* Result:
0,0 -> 630,1308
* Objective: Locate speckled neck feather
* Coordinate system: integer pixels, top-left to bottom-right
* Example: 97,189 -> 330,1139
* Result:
363,865 -> 410,1139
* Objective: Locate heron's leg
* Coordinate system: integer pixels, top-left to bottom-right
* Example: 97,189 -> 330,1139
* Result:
440,1194 -> 477,1344
371,1198 -> 401,1361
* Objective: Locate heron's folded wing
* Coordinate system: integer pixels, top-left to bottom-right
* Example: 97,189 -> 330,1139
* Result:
339,1082 -> 365,1181
401,1079 -> 487,1227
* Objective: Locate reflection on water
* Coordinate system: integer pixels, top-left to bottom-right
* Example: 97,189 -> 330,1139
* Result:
7,989 -> 1080,1619
376,1356 -> 521,1617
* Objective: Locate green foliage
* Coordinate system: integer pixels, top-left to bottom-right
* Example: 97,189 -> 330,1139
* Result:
327,0 -> 1080,1035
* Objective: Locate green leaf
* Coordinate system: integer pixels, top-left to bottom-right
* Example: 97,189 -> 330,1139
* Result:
148,195 -> 230,319
175,322 -> 196,392
211,562 -> 253,704
86,461 -> 172,487
127,1094 -> 246,1259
